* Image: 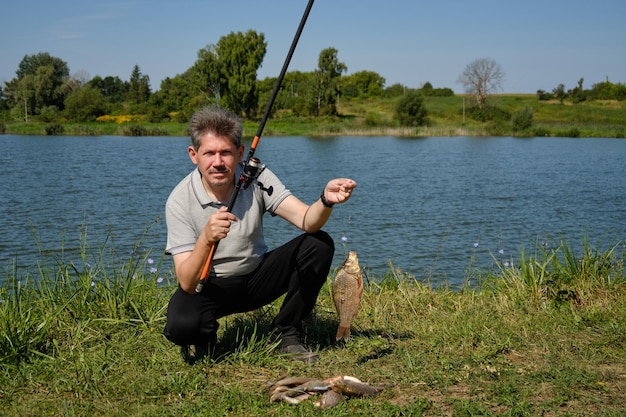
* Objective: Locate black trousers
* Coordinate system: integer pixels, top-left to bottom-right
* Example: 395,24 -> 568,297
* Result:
163,231 -> 334,346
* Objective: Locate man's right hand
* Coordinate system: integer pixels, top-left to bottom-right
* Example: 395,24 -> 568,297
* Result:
203,206 -> 238,245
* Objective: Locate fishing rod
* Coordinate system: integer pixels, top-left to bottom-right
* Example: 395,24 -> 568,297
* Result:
195,0 -> 315,293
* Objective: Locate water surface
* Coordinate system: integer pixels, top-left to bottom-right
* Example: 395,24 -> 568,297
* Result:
1,135 -> 624,287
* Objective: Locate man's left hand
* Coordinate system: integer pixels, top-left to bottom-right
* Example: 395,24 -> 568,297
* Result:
324,178 -> 357,205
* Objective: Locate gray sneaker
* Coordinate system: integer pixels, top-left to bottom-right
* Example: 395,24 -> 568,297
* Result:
275,343 -> 319,363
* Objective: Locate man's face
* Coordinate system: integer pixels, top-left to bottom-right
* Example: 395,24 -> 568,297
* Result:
188,133 -> 244,190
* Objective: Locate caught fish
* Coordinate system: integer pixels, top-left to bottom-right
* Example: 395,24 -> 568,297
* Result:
270,390 -> 311,405
330,378 -> 387,397
332,251 -> 364,341
313,389 -> 343,409
294,379 -> 332,393
267,376 -> 316,389
267,374 -> 389,408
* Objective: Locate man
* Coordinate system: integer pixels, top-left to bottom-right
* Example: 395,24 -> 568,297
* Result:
163,106 -> 357,363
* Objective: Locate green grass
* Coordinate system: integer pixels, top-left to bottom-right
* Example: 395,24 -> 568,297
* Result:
1,232 -> 625,416
3,95 -> 625,138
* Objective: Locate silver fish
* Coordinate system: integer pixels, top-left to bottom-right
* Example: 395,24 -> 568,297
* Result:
330,378 -> 387,397
267,374 -> 389,407
271,390 -> 311,405
268,376 -> 316,389
313,389 -> 343,409
332,251 -> 364,341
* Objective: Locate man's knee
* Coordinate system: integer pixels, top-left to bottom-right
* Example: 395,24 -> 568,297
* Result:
163,289 -> 217,346
164,316 -> 199,346
310,230 -> 335,260
164,314 -> 218,346
301,231 -> 335,286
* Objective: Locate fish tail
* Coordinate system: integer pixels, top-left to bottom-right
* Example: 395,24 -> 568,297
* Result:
335,326 -> 351,341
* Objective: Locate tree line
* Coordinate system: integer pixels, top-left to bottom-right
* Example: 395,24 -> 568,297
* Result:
1,30 -> 623,130
537,77 -> 626,103
0,30 -> 450,127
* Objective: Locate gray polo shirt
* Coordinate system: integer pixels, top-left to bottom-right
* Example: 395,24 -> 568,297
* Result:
165,165 -> 291,277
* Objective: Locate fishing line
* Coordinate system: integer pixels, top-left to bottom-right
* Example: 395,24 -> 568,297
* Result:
195,0 -> 316,293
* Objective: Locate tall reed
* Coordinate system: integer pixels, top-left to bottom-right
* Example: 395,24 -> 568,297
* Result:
482,237 -> 625,304
1,226 -> 174,365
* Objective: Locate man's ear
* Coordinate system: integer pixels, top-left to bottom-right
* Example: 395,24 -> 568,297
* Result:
188,146 -> 198,165
238,145 -> 245,162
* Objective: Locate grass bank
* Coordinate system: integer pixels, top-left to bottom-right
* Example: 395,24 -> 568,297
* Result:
1,235 -> 625,416
2,95 -> 625,138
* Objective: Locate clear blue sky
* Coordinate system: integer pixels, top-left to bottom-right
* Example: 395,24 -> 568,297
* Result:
2,0 -> 625,94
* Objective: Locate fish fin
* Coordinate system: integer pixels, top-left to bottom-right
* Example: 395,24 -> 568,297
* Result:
335,326 -> 351,341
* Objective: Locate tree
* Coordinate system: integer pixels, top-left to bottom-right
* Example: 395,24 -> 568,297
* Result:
257,70 -> 315,116
588,79 -> 626,101
15,52 -> 69,84
569,77 -> 586,103
382,83 -> 407,99
457,58 -> 504,109
421,82 -> 434,96
216,30 -> 266,118
342,70 -> 385,99
148,74 -> 196,121
128,65 -> 151,105
4,53 -> 70,118
64,86 -> 107,121
191,44 -> 223,107
0,88 -> 7,113
65,70 -> 90,94
419,81 -> 454,97
552,83 -> 567,102
89,75 -> 128,103
4,76 -> 35,121
536,89 -> 552,101
312,47 -> 347,116
395,90 -> 427,127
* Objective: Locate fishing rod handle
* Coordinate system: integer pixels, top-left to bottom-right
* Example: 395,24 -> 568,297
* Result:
194,278 -> 206,293
195,242 -> 217,293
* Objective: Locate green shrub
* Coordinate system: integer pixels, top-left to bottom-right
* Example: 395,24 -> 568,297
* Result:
146,107 -> 170,123
511,105 -> 534,131
468,105 -> 511,123
486,120 -> 508,136
121,124 -> 169,136
364,111 -> 383,127
395,90 -> 428,127
557,127 -> 581,138
173,111 -> 190,123
533,127 -> 551,137
123,124 -> 148,136
39,106 -> 61,123
44,123 -> 64,135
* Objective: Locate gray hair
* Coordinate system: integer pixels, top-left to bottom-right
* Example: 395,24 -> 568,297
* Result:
188,107 -> 243,150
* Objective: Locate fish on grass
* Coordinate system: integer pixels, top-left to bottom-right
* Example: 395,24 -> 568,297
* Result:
266,375 -> 390,408
332,251 -> 364,341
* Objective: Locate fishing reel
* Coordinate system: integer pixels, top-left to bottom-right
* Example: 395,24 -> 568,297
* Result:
240,157 -> 273,195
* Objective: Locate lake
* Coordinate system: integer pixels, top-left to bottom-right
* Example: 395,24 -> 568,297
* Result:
1,134 -> 624,287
